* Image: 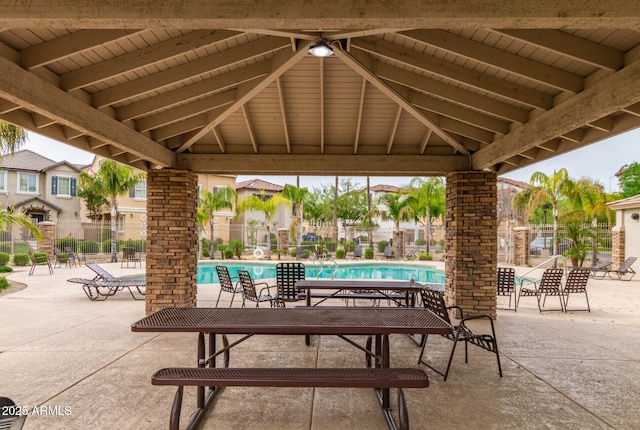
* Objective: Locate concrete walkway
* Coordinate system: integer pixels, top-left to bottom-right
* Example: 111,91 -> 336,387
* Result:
0,261 -> 639,430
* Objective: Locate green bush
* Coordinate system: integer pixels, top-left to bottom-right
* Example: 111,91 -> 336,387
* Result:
418,252 -> 433,261
223,248 -> 234,259
342,241 -> 356,253
0,265 -> 13,273
323,240 -> 338,252
364,248 -> 374,259
0,252 -> 9,266
13,254 -> 29,266
228,240 -> 244,259
0,276 -> 9,291
33,252 -> 49,263
79,240 -> 100,254
101,239 -> 112,254
415,238 -> 426,246
335,249 -> 345,259
377,240 -> 389,253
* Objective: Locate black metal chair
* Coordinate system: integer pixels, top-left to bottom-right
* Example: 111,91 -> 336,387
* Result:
417,288 -> 502,381
214,265 -> 243,308
121,247 -> 141,268
237,270 -> 277,307
0,397 -> 27,429
496,267 -> 516,311
517,268 -> 564,312
275,262 -> 305,303
563,267 -> 591,312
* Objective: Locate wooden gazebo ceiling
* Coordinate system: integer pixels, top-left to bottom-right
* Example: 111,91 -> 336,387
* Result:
1,2 -> 640,177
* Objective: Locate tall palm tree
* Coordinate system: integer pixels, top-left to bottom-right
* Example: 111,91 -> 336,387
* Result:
84,160 -> 146,262
522,168 -> 574,256
282,184 -> 309,255
407,177 -> 445,254
0,122 -> 27,160
198,187 -> 236,259
239,191 -> 289,260
378,192 -> 414,256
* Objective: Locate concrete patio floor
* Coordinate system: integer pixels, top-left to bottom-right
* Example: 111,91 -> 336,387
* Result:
0,260 -> 639,430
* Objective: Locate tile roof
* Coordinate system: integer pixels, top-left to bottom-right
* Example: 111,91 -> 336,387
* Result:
236,178 -> 284,192
1,149 -> 56,171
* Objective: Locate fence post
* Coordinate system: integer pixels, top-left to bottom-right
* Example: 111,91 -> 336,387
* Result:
513,227 -> 530,266
38,221 -> 55,258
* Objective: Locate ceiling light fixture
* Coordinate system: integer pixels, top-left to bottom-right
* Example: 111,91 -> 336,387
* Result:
308,41 -> 333,57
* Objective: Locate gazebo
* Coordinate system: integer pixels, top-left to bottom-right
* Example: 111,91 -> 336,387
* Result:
0,2 -> 639,315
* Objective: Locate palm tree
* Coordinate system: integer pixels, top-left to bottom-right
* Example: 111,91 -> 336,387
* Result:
406,177 -> 445,254
520,168 -> 574,256
198,187 -> 236,259
282,184 -> 309,255
77,173 -> 109,220
238,191 -> 289,260
83,160 -> 146,262
0,122 -> 27,160
0,206 -> 42,242
378,192 -> 414,256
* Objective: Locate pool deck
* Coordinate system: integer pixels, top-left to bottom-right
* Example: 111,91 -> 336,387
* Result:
1,260 -> 639,429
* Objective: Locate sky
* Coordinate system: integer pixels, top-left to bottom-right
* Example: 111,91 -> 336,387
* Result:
24,127 -> 640,193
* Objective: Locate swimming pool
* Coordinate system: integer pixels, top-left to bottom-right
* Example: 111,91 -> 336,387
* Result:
197,261 -> 445,285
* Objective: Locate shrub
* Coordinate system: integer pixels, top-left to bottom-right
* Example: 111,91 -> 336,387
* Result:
229,240 -> 244,259
33,252 -> 49,263
223,248 -> 234,259
415,238 -> 426,246
0,276 -> 8,291
0,252 -> 9,266
290,248 -> 297,257
342,241 -> 356,253
377,240 -> 389,253
323,240 -> 338,252
418,252 -> 433,261
13,254 -> 29,266
364,248 -> 374,259
0,265 -> 13,273
335,249 -> 345,259
79,240 -> 100,254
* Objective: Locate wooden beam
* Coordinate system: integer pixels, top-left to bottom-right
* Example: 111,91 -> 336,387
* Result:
176,153 -> 470,175
275,77 -> 291,153
0,55 -> 174,168
473,59 -> 640,170
353,78 -> 366,154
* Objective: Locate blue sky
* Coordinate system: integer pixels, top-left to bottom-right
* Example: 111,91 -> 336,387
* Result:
25,127 -> 640,193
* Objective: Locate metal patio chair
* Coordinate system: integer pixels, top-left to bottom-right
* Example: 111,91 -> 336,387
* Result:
237,270 -> 277,308
275,262 -> 305,303
517,268 -> 564,312
496,267 -> 516,311
214,265 -> 243,307
417,288 -> 502,381
562,267 -> 591,312
28,251 -> 53,276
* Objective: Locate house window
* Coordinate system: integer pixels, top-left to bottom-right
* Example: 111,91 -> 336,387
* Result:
17,172 -> 38,193
0,171 -> 6,192
130,180 -> 147,199
51,176 -> 76,197
117,214 -> 125,232
213,186 -> 228,199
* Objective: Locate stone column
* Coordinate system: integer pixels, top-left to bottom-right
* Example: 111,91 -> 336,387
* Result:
38,221 -> 55,258
445,171 -> 497,319
392,230 -> 405,258
277,228 -> 289,251
145,169 -> 199,314
513,227 -> 530,266
611,225 -> 625,270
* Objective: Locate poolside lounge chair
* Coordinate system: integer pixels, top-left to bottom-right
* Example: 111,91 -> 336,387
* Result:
589,260 -> 612,279
403,249 -> 417,260
607,257 -> 637,281
417,288 -> 502,381
28,251 -> 53,276
68,261 -> 145,300
382,246 -> 395,260
352,245 -> 363,259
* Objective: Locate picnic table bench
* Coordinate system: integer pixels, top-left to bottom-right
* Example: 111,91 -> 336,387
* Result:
153,367 -> 429,430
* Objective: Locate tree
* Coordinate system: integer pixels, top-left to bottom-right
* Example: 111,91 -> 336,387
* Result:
77,173 -> 109,220
282,184 -> 309,254
377,191 -> 414,256
198,187 -> 236,259
517,168 -> 574,256
0,206 -> 42,242
618,162 -> 640,198
84,160 -> 146,262
238,191 -> 289,260
406,177 -> 445,254
335,178 -> 368,241
0,122 -> 27,160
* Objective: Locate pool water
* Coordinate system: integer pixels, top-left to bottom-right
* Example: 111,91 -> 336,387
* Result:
197,262 -> 445,285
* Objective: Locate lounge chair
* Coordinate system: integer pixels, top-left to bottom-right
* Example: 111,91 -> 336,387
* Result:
607,257 -> 637,281
352,245 -> 363,259
589,260 -> 612,279
54,247 -> 74,268
382,246 -> 396,260
403,249 -> 417,260
68,261 -> 145,300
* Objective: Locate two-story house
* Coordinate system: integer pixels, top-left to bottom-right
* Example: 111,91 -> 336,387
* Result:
0,149 -> 84,222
